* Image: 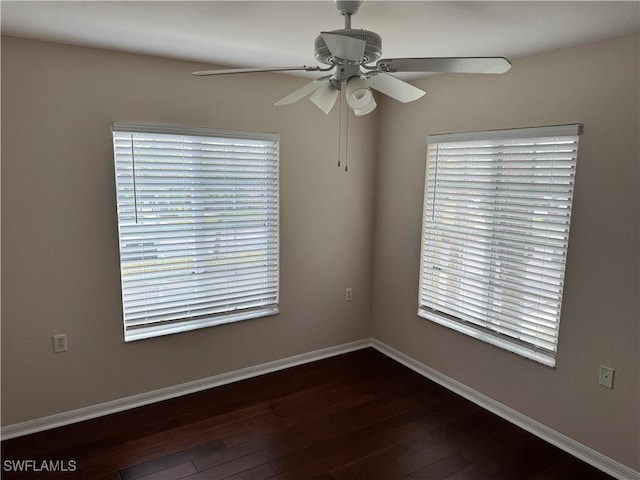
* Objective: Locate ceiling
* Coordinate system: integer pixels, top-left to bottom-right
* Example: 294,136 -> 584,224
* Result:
2,1 -> 639,79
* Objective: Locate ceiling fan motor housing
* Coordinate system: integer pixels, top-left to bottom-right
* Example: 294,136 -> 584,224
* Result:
314,29 -> 382,65
333,0 -> 363,16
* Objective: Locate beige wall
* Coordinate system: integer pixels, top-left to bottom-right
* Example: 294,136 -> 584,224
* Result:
371,34 -> 639,469
1,37 -> 376,425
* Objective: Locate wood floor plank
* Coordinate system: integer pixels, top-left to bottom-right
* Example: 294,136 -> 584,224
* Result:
186,442 -> 294,480
408,452 -> 470,479
191,433 -> 300,472
78,422 -> 208,475
0,348 -> 616,480
118,440 -> 224,480
223,463 -> 275,480
89,473 -> 122,480
134,461 -> 196,480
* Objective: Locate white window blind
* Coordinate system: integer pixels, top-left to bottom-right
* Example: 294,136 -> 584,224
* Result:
419,125 -> 580,367
112,123 -> 279,341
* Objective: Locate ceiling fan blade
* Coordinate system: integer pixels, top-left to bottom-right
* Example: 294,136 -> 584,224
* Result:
376,57 -> 512,74
366,73 -> 426,103
193,66 -> 324,76
321,32 -> 367,62
309,83 -> 340,115
274,78 -> 330,106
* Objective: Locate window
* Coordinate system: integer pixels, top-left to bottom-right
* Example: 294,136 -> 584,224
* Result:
418,125 -> 580,366
112,123 -> 279,341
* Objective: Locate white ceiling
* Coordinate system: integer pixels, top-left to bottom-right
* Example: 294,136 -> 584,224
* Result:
2,1 -> 639,78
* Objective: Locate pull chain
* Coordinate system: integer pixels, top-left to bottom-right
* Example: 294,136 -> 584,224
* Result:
344,106 -> 349,172
338,91 -> 342,168
336,84 -> 349,172
336,86 -> 349,172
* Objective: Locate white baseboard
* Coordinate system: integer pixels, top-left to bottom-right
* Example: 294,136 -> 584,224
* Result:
0,339 -> 372,441
371,339 -> 639,480
3,337 -> 637,480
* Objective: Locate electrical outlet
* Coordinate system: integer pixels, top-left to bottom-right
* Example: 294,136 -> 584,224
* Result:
599,366 -> 614,389
345,288 -> 353,302
53,334 -> 68,353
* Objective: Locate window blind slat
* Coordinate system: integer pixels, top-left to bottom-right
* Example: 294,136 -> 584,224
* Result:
420,295 -> 560,344
419,126 -> 579,366
420,260 -> 564,301
426,223 -> 569,251
126,295 -> 278,325
122,262 -> 278,285
123,269 -> 278,293
113,124 -> 279,341
123,280 -> 279,312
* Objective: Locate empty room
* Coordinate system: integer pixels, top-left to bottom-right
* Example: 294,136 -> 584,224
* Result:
1,1 -> 638,479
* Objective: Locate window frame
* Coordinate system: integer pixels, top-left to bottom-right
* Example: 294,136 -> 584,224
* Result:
418,124 -> 581,367
112,122 -> 280,342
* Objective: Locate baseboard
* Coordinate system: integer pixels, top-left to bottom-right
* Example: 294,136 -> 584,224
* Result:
0,338 -> 372,441
371,339 -> 639,480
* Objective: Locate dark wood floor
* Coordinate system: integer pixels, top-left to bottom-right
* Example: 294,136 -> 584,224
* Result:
2,348 -> 614,480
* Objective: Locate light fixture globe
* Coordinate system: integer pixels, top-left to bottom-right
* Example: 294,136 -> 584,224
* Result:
346,76 -> 373,108
353,96 -> 376,116
346,76 -> 376,115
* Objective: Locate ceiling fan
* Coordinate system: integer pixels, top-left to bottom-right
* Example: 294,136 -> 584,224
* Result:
193,0 -> 511,116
